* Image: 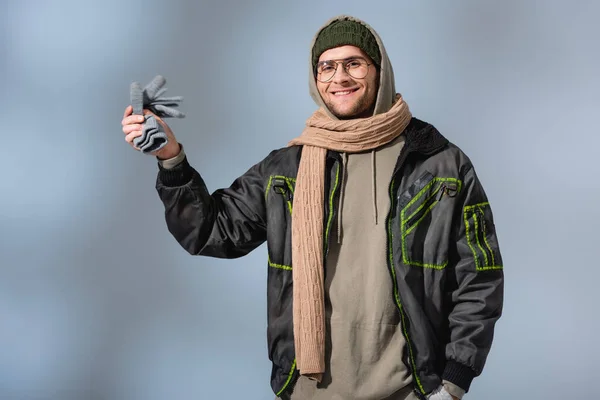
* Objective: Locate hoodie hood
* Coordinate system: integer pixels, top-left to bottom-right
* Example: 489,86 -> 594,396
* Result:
308,15 -> 396,120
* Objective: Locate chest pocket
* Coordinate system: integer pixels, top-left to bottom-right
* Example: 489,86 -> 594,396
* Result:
397,171 -> 462,269
265,175 -> 296,270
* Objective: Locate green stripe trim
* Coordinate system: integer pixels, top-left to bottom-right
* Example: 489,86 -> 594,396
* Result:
276,359 -> 297,396
478,205 -> 496,266
402,178 -> 462,222
463,208 -> 480,270
388,177 -> 426,396
403,181 -> 439,222
265,175 -> 296,216
472,212 -> 490,266
405,200 -> 439,236
268,255 -> 292,271
265,175 -> 296,200
324,164 -> 340,247
477,265 -> 503,270
464,202 -> 490,210
463,202 -> 503,271
265,175 -> 275,201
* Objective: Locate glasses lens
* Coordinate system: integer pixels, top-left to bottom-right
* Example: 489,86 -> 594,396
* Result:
317,61 -> 336,82
346,59 -> 368,79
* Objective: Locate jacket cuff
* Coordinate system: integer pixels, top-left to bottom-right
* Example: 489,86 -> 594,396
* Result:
157,156 -> 194,187
442,360 -> 475,394
157,143 -> 186,169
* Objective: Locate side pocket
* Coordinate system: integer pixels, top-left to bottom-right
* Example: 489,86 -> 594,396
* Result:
265,176 -> 296,395
265,175 -> 296,270
463,202 -> 503,271
399,172 -> 462,269
272,179 -> 294,216
266,175 -> 295,214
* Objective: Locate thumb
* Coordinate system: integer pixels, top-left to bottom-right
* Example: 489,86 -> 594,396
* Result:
142,108 -> 158,119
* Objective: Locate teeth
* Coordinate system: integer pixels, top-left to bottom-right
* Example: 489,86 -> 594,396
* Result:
335,90 -> 353,95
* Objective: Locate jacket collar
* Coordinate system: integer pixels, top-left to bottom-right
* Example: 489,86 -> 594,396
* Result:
403,117 -> 449,155
325,117 -> 448,161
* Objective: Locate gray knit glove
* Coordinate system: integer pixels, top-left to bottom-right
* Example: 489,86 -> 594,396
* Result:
427,385 -> 454,400
129,75 -> 185,154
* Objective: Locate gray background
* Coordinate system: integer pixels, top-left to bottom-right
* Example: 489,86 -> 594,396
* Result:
2,0 -> 598,399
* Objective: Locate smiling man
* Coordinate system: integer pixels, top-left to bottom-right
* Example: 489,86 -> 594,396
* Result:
314,46 -> 379,119
121,14 -> 503,400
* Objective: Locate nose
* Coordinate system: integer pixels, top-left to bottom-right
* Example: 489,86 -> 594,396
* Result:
331,63 -> 351,84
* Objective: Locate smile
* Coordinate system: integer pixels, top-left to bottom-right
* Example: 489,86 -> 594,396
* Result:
332,88 -> 359,96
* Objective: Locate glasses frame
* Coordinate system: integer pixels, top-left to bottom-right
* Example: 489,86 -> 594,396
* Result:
314,57 -> 373,83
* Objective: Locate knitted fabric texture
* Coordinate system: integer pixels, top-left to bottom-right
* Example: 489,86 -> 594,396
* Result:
287,94 -> 412,381
311,19 -> 381,71
130,75 -> 185,153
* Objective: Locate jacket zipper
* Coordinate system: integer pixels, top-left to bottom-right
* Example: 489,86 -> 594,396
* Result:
386,152 -> 427,400
324,162 -> 341,258
477,207 -> 486,235
475,206 -> 494,267
437,184 -> 447,202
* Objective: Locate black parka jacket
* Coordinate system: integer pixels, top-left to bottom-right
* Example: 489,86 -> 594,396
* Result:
155,118 -> 504,399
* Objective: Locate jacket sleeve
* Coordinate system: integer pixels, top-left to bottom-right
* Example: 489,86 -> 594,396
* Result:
154,152 -> 269,258
443,164 -> 504,393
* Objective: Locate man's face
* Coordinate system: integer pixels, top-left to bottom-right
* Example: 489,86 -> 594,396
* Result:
316,45 -> 379,119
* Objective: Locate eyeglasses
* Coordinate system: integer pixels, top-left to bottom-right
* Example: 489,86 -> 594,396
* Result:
315,57 -> 372,83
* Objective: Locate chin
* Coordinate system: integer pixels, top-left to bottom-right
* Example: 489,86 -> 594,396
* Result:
332,106 -> 370,120
328,103 -> 356,117
326,96 -> 373,119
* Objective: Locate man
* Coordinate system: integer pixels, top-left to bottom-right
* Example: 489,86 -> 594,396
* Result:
121,15 -> 503,400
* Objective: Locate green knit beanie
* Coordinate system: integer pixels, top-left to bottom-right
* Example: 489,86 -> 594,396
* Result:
312,19 -> 381,72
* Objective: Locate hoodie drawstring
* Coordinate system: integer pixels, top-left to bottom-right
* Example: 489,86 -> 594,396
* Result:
372,150 -> 378,225
337,153 -> 347,244
337,151 -> 379,244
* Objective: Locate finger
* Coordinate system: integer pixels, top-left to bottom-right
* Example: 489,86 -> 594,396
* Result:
142,108 -> 170,130
123,105 -> 133,118
122,124 -> 144,135
121,114 -> 145,126
125,130 -> 143,144
142,108 -> 161,121
122,114 -> 145,126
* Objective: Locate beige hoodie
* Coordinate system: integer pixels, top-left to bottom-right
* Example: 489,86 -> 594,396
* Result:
286,15 -> 416,400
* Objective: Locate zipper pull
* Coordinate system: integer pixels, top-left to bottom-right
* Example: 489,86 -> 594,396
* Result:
437,185 -> 446,201
446,183 -> 458,198
477,208 -> 486,234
